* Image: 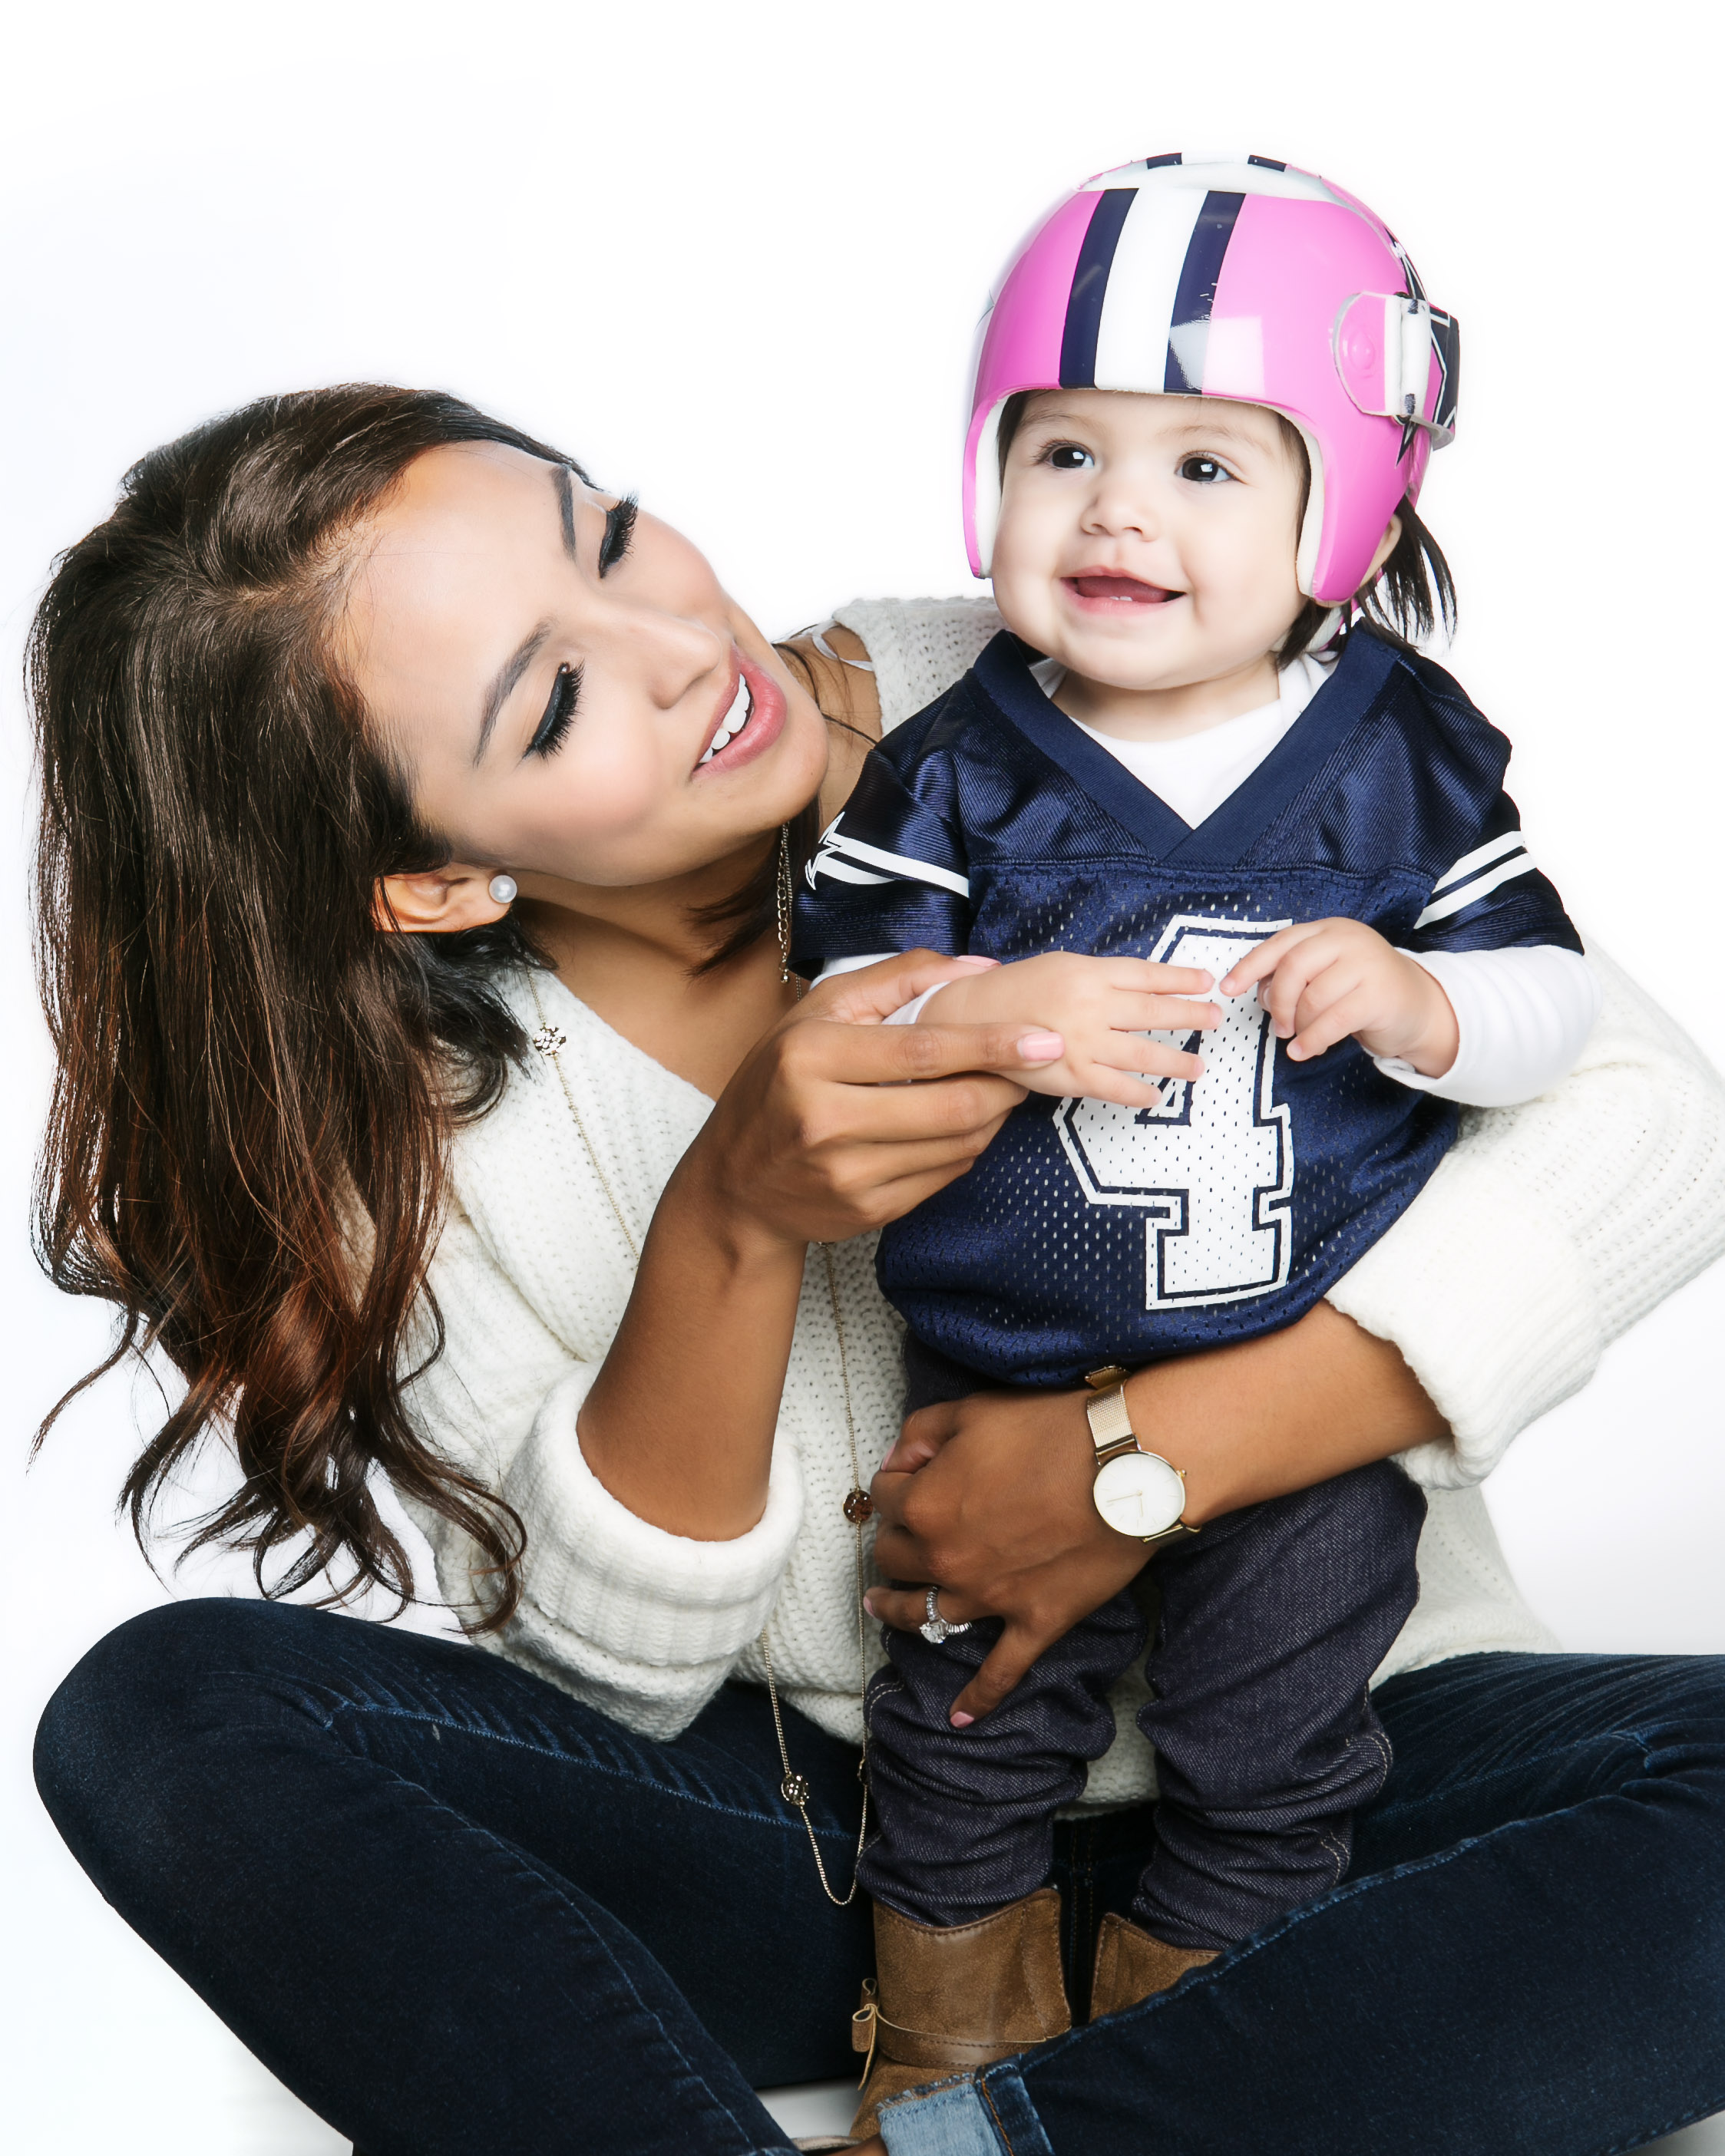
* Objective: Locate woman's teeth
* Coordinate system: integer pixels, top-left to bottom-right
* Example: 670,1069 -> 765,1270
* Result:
699,676 -> 755,764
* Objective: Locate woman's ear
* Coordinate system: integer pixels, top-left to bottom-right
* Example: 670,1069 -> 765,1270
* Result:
372,865 -> 512,934
1364,513 -> 1403,585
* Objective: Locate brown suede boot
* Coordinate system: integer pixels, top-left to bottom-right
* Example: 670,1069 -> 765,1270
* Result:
1088,1911 -> 1219,2021
849,1889 -> 1071,2141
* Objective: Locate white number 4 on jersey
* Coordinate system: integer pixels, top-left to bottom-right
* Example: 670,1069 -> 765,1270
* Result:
1056,916 -> 1294,1310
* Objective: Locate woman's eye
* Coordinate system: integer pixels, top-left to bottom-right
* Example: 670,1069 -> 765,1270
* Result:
599,495 -> 638,576
1046,444 -> 1093,471
527,662 -> 582,759
1178,454 -> 1232,484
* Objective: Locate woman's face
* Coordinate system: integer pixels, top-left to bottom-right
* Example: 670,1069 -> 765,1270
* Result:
343,441 -> 830,893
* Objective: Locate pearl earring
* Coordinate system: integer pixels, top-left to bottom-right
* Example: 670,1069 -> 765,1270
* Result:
488,874 -> 518,906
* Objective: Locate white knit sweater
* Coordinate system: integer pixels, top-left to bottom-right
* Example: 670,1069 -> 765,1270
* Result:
400,598 -> 1725,1812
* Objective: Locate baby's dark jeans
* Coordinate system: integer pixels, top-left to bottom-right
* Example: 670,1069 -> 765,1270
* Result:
858,1343 -> 1428,1950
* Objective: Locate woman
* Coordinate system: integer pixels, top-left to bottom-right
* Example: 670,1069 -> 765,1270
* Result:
28,385 -> 1725,2156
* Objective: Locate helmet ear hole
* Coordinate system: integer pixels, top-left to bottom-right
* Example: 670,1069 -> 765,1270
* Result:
968,398 -> 1010,579
1286,419 -> 1325,597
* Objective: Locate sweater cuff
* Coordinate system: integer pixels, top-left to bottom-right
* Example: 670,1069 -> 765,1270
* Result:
1326,1141 -> 1604,1491
499,1366 -> 805,1668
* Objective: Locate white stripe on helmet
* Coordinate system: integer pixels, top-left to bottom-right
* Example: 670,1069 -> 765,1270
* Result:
1092,185 -> 1206,394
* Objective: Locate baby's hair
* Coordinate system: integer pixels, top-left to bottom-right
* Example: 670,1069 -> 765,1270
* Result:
993,391 -> 1455,662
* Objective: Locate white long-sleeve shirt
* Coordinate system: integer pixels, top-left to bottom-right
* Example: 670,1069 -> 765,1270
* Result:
398,598 -> 1725,1811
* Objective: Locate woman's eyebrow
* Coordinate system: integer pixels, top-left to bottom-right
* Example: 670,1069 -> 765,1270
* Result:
474,621 -> 552,763
554,463 -> 577,560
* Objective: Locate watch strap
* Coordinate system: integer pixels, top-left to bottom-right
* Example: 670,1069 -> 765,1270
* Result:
1085,1381 -> 1138,1464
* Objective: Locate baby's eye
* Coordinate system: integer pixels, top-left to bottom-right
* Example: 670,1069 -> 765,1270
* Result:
1178,454 -> 1233,484
1045,444 -> 1094,471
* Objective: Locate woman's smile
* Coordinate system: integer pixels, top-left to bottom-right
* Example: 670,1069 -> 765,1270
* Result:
692,647 -> 785,777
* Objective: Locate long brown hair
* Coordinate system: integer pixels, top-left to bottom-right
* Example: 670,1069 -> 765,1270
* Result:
28,385 -> 616,1625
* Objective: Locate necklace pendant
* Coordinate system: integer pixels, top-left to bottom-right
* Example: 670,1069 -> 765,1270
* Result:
781,1771 -> 811,1808
843,1487 -> 874,1525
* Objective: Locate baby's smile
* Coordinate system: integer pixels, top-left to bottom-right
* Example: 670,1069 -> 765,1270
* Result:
1063,573 -> 1182,607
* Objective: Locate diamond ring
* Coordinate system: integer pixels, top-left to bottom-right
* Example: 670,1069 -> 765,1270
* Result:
920,1586 -> 972,1646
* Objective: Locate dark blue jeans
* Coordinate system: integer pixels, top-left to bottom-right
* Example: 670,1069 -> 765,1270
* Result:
34,1599 -> 1725,2154
861,1461 -> 1426,1946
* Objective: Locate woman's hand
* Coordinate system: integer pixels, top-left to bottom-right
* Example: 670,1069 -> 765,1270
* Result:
864,1386 -> 1149,1727
679,952 -> 1060,1254
864,1303 -> 1449,1724
580,951 -> 1061,1540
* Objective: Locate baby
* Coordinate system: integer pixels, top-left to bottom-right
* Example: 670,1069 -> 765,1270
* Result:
791,154 -> 1599,2137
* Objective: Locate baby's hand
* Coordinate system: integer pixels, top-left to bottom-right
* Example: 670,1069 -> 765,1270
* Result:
921,951 -> 1219,1108
1220,920 -> 1459,1076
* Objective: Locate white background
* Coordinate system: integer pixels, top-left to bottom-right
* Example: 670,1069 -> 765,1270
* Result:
4,2 -> 1724,2149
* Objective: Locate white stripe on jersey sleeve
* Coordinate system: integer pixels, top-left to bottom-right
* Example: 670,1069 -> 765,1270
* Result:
820,829 -> 971,898
1429,827 -> 1529,898
807,851 -> 891,888
1414,845 -> 1535,931
1415,847 -> 1533,929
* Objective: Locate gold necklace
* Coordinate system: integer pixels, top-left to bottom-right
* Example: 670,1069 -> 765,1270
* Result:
777,821 -> 796,989
527,896 -> 873,1905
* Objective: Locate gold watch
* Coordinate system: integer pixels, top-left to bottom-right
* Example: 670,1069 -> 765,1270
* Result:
1084,1366 -> 1198,1548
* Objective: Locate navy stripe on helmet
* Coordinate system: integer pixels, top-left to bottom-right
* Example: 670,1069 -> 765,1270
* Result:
1142,151 -> 1181,169
1164,190 -> 1245,392
1247,154 -> 1286,170
1059,189 -> 1136,388
1429,308 -> 1461,434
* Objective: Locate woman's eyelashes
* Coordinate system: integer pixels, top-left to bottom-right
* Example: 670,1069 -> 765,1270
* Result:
527,662 -> 582,759
520,498 -> 633,761
599,495 -> 638,576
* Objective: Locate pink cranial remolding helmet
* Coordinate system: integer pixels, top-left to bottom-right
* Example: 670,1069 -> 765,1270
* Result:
965,153 -> 1459,606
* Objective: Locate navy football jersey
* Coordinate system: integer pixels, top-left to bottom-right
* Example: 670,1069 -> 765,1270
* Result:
791,627 -> 1583,1388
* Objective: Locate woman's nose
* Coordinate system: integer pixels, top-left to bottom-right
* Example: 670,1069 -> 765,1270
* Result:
632,609 -> 730,709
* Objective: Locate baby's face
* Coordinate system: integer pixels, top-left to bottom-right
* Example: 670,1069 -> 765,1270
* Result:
990,390 -> 1307,695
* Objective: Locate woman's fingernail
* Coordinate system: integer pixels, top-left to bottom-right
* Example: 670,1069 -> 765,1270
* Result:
950,1710 -> 975,1728
951,954 -> 998,970
1017,1031 -> 1064,1061
862,1596 -> 878,1618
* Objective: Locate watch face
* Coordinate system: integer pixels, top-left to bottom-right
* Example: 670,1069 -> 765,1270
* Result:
1093,1451 -> 1188,1539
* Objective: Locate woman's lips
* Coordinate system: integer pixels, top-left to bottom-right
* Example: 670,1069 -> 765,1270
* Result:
1063,573 -> 1181,606
692,649 -> 785,776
